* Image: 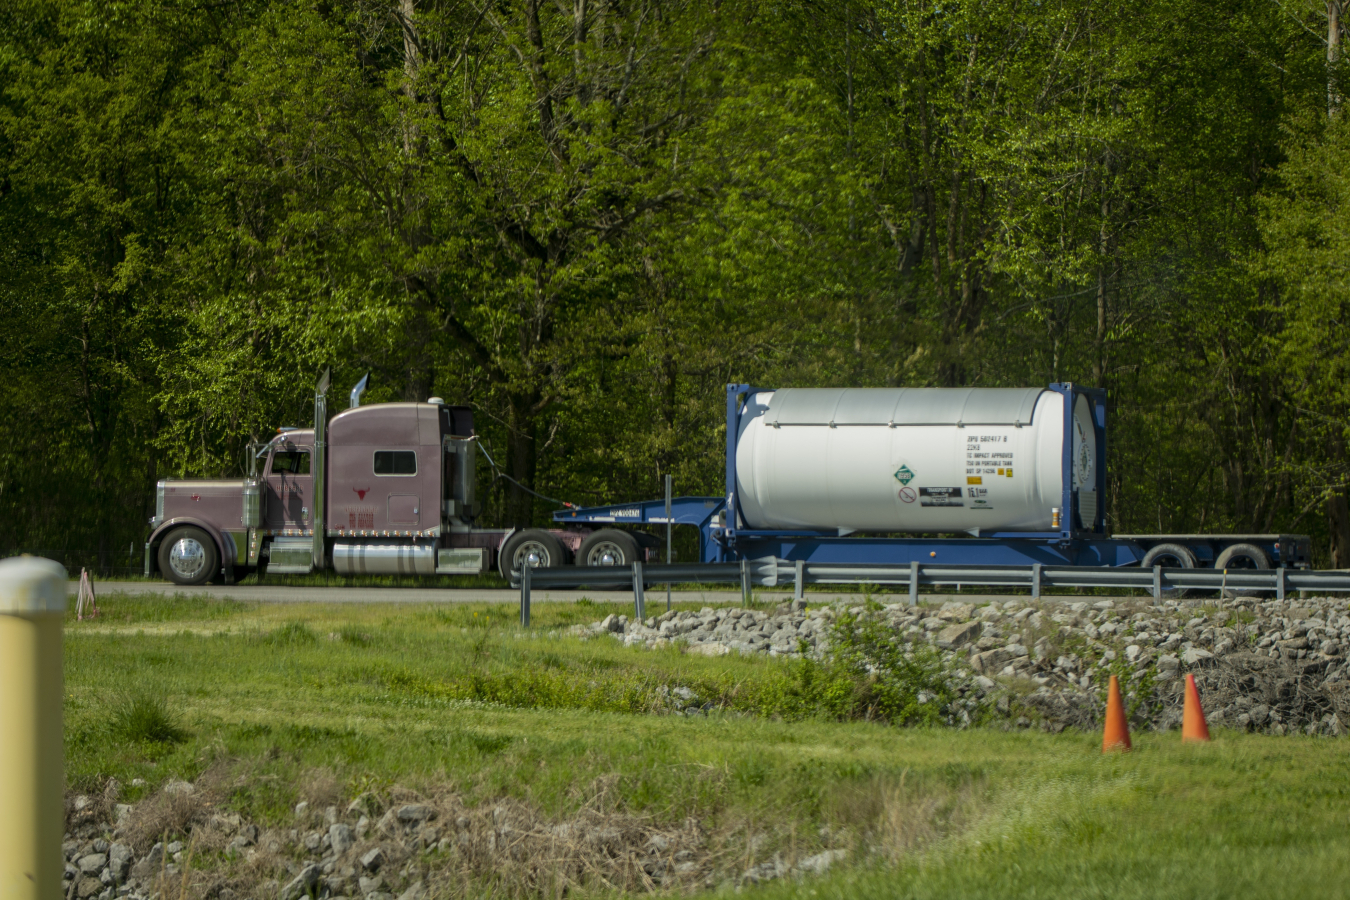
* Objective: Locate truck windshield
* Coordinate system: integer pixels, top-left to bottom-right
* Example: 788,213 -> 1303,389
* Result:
272,451 -> 311,474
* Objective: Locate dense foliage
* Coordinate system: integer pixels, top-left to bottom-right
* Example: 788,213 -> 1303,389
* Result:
3,0 -> 1349,568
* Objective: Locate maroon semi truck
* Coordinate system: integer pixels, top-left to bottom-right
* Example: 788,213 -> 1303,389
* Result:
144,372 -> 657,585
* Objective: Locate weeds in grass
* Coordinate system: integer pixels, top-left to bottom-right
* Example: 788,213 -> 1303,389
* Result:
110,694 -> 189,746
263,621 -> 317,646
337,626 -> 372,646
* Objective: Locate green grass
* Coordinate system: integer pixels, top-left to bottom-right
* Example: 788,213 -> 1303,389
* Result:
63,593 -> 1350,898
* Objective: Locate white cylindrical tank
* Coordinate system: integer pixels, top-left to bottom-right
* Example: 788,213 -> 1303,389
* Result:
734,387 -> 1098,534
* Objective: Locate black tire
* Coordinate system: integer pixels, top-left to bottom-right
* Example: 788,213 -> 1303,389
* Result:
499,529 -> 566,586
577,529 -> 641,567
1214,542 -> 1273,599
1140,542 -> 1198,599
157,526 -> 219,586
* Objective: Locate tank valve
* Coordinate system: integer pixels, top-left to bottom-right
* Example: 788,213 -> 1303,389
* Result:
1051,507 -> 1061,529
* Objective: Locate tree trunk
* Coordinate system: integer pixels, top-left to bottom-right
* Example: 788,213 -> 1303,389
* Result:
1327,488 -> 1350,567
1330,1 -> 1343,117
505,398 -> 539,528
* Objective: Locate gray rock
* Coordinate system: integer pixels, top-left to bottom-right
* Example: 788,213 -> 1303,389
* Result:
129,844 -> 163,880
396,881 -> 425,900
162,780 -> 194,797
935,620 -> 981,650
108,844 -> 133,882
329,823 -> 355,855
303,832 -> 324,851
360,847 -> 385,872
396,804 -> 432,823
358,876 -> 384,895
76,877 -> 103,898
281,864 -> 321,900
796,848 -> 848,875
1181,647 -> 1214,665
970,649 -> 1011,674
1156,654 -> 1180,673
78,854 -> 108,875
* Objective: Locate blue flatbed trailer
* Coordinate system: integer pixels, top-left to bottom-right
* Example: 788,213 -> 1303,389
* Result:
553,384 -> 1311,573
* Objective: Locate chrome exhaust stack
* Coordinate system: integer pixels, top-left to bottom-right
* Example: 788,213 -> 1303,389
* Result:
312,368 -> 331,571
349,372 -> 369,409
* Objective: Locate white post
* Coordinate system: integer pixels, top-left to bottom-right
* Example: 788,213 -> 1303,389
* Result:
0,556 -> 66,900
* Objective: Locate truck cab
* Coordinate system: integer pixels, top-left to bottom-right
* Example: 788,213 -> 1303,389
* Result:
144,374 -> 643,586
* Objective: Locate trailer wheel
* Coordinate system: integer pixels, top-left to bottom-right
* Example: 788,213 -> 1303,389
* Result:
578,530 -> 641,568
1214,543 -> 1272,598
1140,543 -> 1198,598
500,529 -> 566,586
158,526 -> 218,586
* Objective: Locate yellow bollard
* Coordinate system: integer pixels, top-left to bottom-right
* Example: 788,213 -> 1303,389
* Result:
0,556 -> 66,900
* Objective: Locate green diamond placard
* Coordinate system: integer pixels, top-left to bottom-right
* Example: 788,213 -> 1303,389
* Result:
894,465 -> 915,485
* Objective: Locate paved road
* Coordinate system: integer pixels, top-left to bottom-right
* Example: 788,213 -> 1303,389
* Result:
74,580 -> 1125,606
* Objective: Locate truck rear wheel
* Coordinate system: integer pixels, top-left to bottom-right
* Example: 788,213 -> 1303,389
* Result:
578,529 -> 641,567
1214,542 -> 1273,598
1140,543 -> 1198,599
158,526 -> 218,586
500,529 -> 566,586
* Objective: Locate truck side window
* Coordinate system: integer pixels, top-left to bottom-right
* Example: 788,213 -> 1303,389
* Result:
374,450 -> 417,476
271,451 -> 310,474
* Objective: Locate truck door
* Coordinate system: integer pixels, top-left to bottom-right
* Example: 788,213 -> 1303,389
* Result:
265,445 -> 313,531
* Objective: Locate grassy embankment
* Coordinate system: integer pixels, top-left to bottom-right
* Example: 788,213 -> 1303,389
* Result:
65,592 -> 1350,898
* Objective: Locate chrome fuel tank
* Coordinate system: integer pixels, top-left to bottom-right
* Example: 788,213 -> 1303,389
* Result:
332,542 -> 436,575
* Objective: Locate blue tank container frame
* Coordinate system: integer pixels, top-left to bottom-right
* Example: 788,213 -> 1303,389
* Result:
553,383 -> 1310,571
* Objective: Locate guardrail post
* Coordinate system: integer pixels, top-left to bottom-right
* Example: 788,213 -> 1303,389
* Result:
1031,563 -> 1042,600
1152,565 -> 1162,600
633,562 -> 646,621
520,566 -> 531,627
740,558 -> 750,607
908,561 -> 919,605
1276,566 -> 1286,601
794,559 -> 805,602
0,556 -> 65,900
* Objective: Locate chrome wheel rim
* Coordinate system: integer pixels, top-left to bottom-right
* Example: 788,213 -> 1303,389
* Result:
512,540 -> 552,571
168,537 -> 207,580
586,541 -> 628,566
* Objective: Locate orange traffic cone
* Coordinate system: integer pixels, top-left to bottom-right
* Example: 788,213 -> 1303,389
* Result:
1102,674 -> 1131,752
1182,673 -> 1210,742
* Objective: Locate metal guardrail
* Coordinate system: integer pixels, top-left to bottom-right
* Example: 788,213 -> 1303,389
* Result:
517,559 -> 1350,625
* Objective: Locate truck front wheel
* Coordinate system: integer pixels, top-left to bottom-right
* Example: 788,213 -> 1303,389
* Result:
158,526 -> 219,586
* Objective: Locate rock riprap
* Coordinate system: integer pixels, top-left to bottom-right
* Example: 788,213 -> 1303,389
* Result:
572,594 -> 1350,735
60,781 -> 805,900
